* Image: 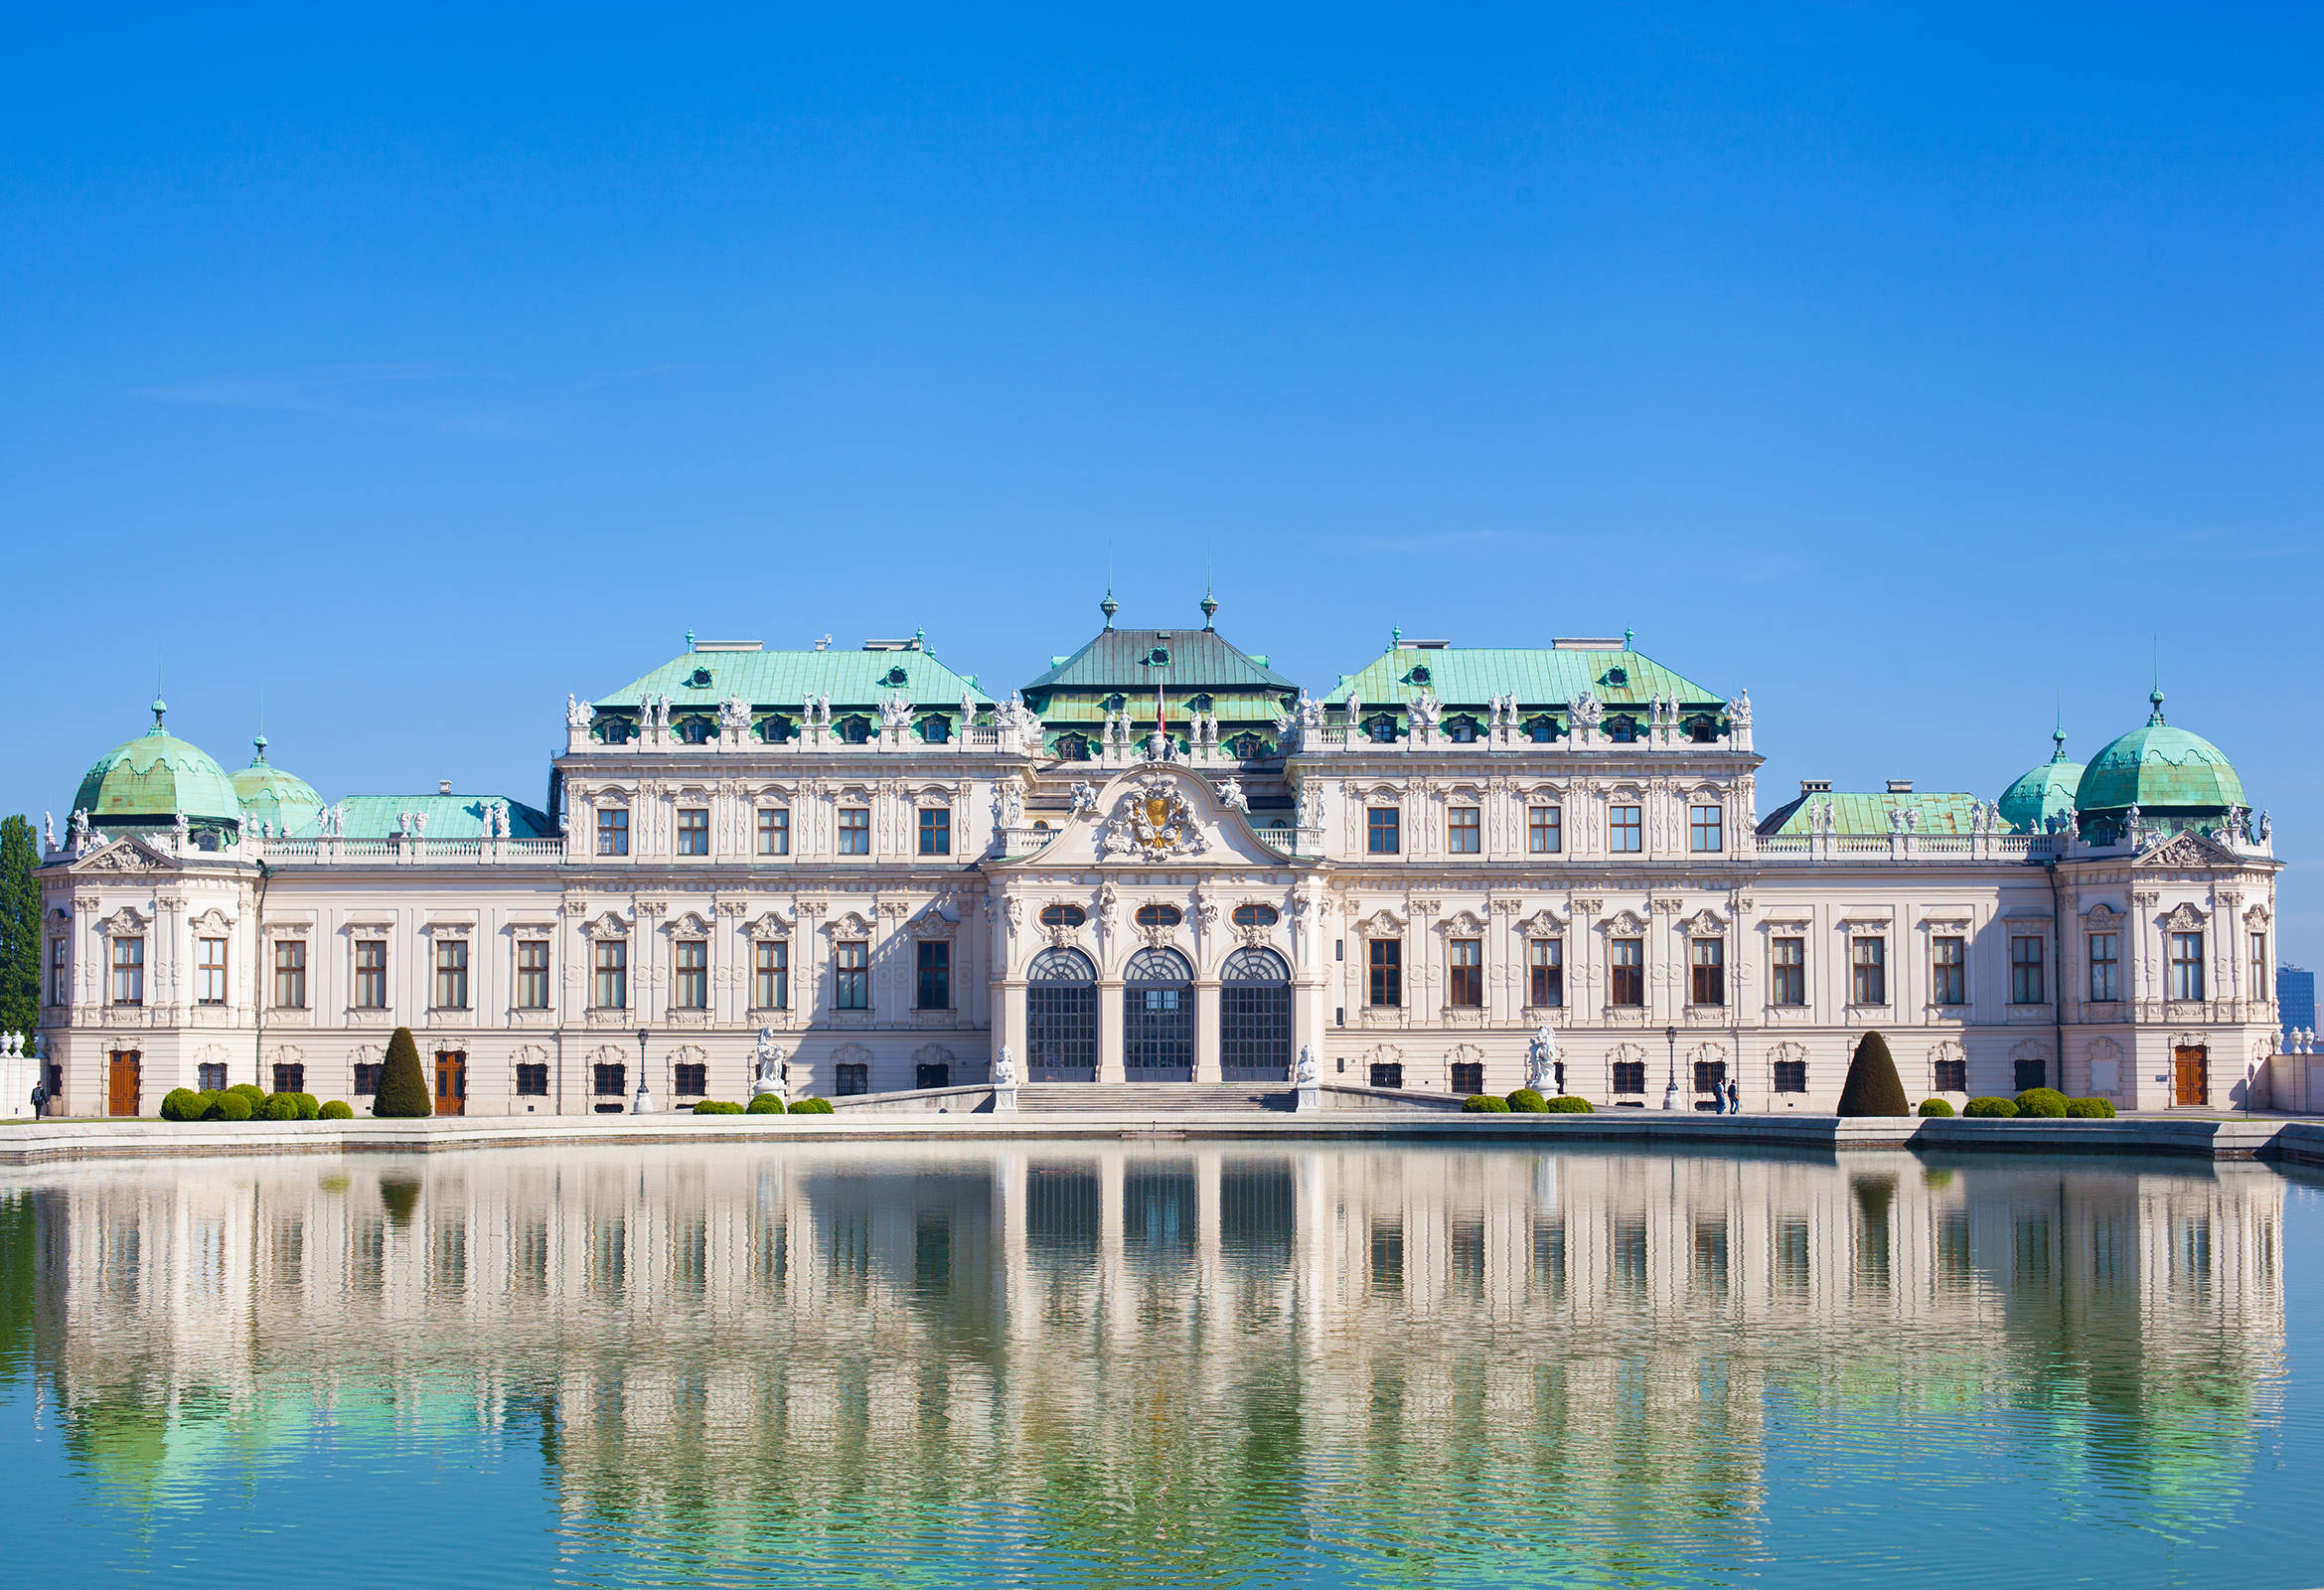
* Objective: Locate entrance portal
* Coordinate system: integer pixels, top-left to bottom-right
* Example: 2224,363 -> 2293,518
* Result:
1124,947 -> 1194,1082
107,1049 -> 141,1116
2173,1045 -> 2209,1108
435,1050 -> 468,1116
1219,946 -> 1292,1082
1026,948 -> 1097,1082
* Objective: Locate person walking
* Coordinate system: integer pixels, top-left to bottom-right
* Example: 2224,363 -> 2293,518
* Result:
1725,1077 -> 1741,1115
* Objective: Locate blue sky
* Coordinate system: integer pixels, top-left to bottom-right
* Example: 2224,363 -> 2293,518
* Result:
4,7 -> 2317,962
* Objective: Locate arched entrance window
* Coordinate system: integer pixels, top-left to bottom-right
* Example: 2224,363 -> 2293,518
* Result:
1124,947 -> 1194,1081
1220,946 -> 1292,1081
1027,948 -> 1097,1082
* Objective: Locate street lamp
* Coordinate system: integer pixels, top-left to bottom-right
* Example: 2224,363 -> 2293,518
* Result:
1661,1025 -> 1681,1111
635,1027 -> 653,1114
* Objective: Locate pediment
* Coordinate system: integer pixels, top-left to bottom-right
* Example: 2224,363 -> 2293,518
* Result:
2137,830 -> 2240,871
1007,763 -> 1295,870
73,837 -> 175,874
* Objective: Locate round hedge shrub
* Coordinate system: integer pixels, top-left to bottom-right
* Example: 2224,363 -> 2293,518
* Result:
262,1094 -> 302,1122
1505,1088 -> 1549,1113
1963,1096 -> 2018,1118
227,1082 -> 268,1108
1918,1098 -> 1955,1117
1463,1094 -> 1511,1112
2066,1096 -> 2117,1119
160,1087 -> 203,1122
693,1099 -> 745,1115
788,1097 -> 835,1115
1544,1095 -> 1595,1113
318,1100 -> 354,1120
207,1091 -> 253,1122
2014,1087 -> 2070,1119
746,1093 -> 785,1114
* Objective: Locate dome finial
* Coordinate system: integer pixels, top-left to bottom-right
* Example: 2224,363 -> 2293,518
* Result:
2051,693 -> 2067,761
148,695 -> 168,733
252,731 -> 269,763
2147,685 -> 2166,726
1100,585 -> 1118,628
1199,586 -> 1218,630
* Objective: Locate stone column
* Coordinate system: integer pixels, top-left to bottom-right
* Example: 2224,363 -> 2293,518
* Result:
1097,981 -> 1125,1083
1192,980 -> 1221,1083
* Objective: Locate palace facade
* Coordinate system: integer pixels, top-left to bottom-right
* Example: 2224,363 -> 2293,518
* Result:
34,599 -> 2283,1114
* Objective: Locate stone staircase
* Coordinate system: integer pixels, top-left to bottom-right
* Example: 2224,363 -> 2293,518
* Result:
1010,1083 -> 1294,1113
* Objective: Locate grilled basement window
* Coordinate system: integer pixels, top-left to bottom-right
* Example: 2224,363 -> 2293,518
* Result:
594,1063 -> 627,1097
1773,1060 -> 1808,1093
837,1063 -> 869,1096
1613,1061 -> 1646,1094
674,1063 -> 707,1097
516,1063 -> 549,1096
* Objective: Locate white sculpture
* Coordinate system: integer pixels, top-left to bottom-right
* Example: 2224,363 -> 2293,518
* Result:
566,694 -> 593,729
1216,777 -> 1248,812
878,693 -> 912,731
719,695 -> 752,735
42,812 -> 54,852
70,809 -> 92,854
1526,1022 -> 1560,1093
991,1045 -> 1017,1087
173,812 -> 191,847
1295,1045 -> 1317,1085
960,691 -> 979,730
751,1028 -> 789,1101
1068,781 -> 1099,816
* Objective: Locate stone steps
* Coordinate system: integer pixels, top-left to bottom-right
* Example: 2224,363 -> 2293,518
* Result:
1009,1084 -> 1294,1113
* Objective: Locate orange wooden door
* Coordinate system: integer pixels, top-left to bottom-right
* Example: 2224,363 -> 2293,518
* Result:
434,1052 -> 467,1116
2173,1046 -> 2208,1107
107,1051 -> 140,1116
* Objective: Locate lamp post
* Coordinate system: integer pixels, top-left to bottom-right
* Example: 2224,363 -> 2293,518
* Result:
1661,1025 -> 1681,1111
634,1027 -> 653,1114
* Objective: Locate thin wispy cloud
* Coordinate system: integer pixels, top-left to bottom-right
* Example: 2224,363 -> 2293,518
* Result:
134,361 -> 694,440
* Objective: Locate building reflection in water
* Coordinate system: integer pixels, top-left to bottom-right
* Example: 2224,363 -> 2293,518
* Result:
0,1145 -> 2289,1580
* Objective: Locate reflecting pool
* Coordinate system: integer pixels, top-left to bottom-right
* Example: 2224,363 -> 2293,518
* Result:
2,1144 -> 2320,1587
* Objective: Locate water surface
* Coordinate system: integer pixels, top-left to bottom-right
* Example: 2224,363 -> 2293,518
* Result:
2,1142 -> 2319,1587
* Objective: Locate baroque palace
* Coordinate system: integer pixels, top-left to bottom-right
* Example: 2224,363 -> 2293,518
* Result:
34,596 -> 2283,1115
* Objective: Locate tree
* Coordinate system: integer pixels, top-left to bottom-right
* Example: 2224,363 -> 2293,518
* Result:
1836,1031 -> 1911,1117
373,1027 -> 432,1118
0,816 -> 40,1040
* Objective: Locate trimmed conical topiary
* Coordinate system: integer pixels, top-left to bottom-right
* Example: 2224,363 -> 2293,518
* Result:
373,1027 -> 432,1118
1835,1031 -> 1910,1117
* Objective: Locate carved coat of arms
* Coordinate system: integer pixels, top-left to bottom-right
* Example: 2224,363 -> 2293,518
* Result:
1099,773 -> 1208,861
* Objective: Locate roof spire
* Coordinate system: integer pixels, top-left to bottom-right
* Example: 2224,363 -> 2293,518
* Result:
1624,625 -> 1635,649
1100,584 -> 1118,629
686,628 -> 697,654
1200,584 -> 1217,630
148,695 -> 168,734
2051,692 -> 2067,761
2149,637 -> 2165,724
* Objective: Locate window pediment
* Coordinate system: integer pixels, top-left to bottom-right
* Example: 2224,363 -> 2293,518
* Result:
744,909 -> 795,941
1601,910 -> 1649,935
2162,901 -> 2206,930
667,911 -> 713,936
189,905 -> 235,934
1436,909 -> 1488,935
825,910 -> 875,939
1355,908 -> 1407,937
1517,907 -> 1568,937
99,906 -> 151,935
581,912 -> 632,939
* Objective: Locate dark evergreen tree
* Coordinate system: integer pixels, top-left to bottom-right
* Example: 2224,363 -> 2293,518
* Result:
1835,1031 -> 1910,1117
373,1027 -> 432,1118
0,816 -> 40,1040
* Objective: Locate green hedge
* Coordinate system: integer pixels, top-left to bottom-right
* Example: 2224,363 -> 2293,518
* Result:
319,1100 -> 354,1120
1963,1096 -> 2018,1118
693,1100 -> 745,1115
374,1027 -> 432,1119
160,1087 -> 204,1122
207,1091 -> 253,1122
1505,1088 -> 1549,1113
2065,1096 -> 2118,1119
1837,1032 -> 1911,1117
261,1094 -> 302,1121
746,1093 -> 785,1114
788,1097 -> 835,1114
293,1092 -> 320,1120
1918,1097 -> 1955,1117
2014,1087 -> 2071,1119
227,1082 -> 268,1108
1543,1095 -> 1595,1113
1463,1094 -> 1511,1113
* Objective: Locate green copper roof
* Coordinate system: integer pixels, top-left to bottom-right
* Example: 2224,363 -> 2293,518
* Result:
1996,728 -> 2085,834
1758,790 -> 1984,836
1021,626 -> 1297,696
74,702 -> 242,830
231,735 -> 324,834
597,645 -> 991,711
2075,692 -> 2244,813
289,794 -> 554,841
1323,645 -> 1721,707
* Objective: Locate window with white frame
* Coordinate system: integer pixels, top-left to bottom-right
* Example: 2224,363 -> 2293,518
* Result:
196,937 -> 228,1006
1528,805 -> 1561,854
839,808 -> 870,855
2089,931 -> 2120,1002
757,807 -> 790,856
111,937 -> 144,1006
434,939 -> 469,1009
1689,805 -> 1723,852
1610,805 -> 1642,853
2170,931 -> 2204,1001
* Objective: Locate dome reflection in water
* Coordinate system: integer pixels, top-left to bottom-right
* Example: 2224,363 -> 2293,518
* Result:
0,1146 -> 2309,1589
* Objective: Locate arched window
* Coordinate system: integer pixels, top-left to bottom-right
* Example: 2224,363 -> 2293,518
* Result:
1365,715 -> 1400,743
679,716 -> 712,744
1231,903 -> 1278,928
1220,946 -> 1292,1080
1026,948 -> 1097,1081
1446,716 -> 1479,743
919,716 -> 950,744
1038,903 -> 1085,928
1124,947 -> 1193,1077
597,716 -> 633,744
838,715 -> 871,744
1134,903 -> 1181,928
758,715 -> 793,743
1685,715 -> 1718,744
1227,733 -> 1267,760
1524,716 -> 1556,743
1054,733 -> 1090,762
1607,716 -> 1638,743
1186,694 -> 1214,713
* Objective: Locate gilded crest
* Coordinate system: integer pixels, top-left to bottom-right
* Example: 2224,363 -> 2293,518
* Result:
1100,773 -> 1208,861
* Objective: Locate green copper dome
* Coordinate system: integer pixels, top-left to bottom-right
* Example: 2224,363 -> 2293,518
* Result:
1998,726 -> 2085,834
74,700 -> 243,834
231,733 -> 323,835
2075,689 -> 2245,814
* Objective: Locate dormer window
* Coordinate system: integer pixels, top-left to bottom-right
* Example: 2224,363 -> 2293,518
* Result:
838,716 -> 871,744
1103,693 -> 1126,712
1147,646 -> 1170,667
1446,716 -> 1478,743
1524,716 -> 1556,743
1607,716 -> 1638,743
1366,715 -> 1399,743
919,716 -> 950,744
1686,715 -> 1719,744
1605,666 -> 1628,688
882,666 -> 908,688
1054,733 -> 1090,761
1227,732 -> 1266,759
1187,694 -> 1214,713
757,715 -> 793,743
1408,664 -> 1431,685
597,716 -> 633,744
688,667 -> 712,689
678,716 -> 712,744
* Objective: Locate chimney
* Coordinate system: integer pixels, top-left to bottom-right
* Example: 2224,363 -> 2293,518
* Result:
439,780 -> 453,795
1799,779 -> 1831,796
1886,779 -> 1914,794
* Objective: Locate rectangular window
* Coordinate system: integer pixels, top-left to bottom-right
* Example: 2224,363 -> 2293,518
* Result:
918,808 -> 951,856
676,808 -> 709,856
2170,931 -> 2205,1001
916,941 -> 951,1010
1771,937 -> 1805,1006
1610,805 -> 1642,853
355,940 -> 387,1009
195,937 -> 228,1006
592,941 -> 628,1010
516,940 -> 550,1009
272,1062 -> 305,1095
596,808 -> 629,857
273,940 -> 307,1009
198,1061 -> 228,1092
2089,932 -> 2120,1002
1932,935 -> 1966,1006
1850,937 -> 1887,1006
673,1062 -> 707,1098
434,939 -> 469,1010
2250,934 -> 2268,1001
1773,1060 -> 1808,1094
757,807 -> 790,856
515,1063 -> 549,1097
1449,806 -> 1480,854
836,1062 -> 869,1096
1689,938 -> 1725,1006
1528,805 -> 1562,854
48,937 -> 69,1006
1934,1053 -> 1967,1092
1451,1061 -> 1485,1096
1690,804 -> 1724,853
1527,938 -> 1564,1008
839,808 -> 870,855
1367,808 -> 1400,855
1611,939 -> 1644,1007
753,941 -> 789,1010
2013,1055 -> 2047,1092
1612,1060 -> 1646,1095
2010,935 -> 2046,1005
1448,938 -> 1482,1007
1367,940 -> 1402,1007
354,1062 -> 383,1096
673,940 -> 708,1010
593,1062 -> 627,1097
108,938 -> 144,1006
835,941 -> 870,1010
